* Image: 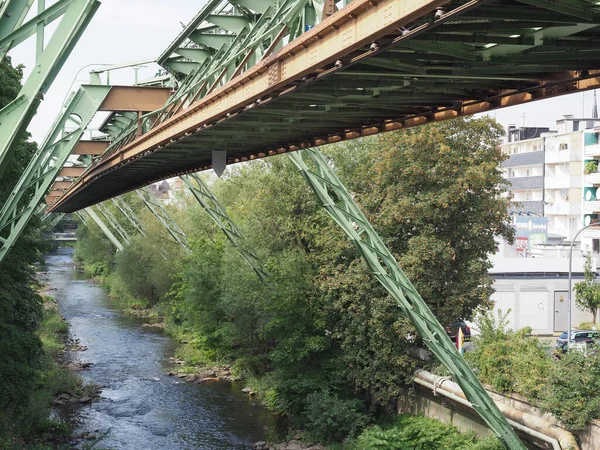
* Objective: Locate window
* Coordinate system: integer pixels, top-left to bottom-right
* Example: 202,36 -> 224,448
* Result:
594,239 -> 600,254
559,142 -> 569,150
526,169 -> 530,177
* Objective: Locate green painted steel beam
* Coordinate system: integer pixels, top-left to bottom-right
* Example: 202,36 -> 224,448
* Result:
75,210 -> 89,227
0,0 -> 35,47
206,14 -> 251,33
189,32 -> 233,50
49,212 -> 65,229
288,148 -> 526,450
97,203 -> 131,245
0,0 -> 99,174
181,173 -> 268,283
137,187 -> 191,254
111,197 -> 146,237
0,0 -> 71,57
0,84 -> 110,264
85,207 -> 124,251
173,48 -> 212,64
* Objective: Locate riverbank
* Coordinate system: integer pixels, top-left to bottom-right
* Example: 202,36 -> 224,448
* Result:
45,246 -> 279,449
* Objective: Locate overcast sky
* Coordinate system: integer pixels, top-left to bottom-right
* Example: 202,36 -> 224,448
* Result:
9,0 -> 599,144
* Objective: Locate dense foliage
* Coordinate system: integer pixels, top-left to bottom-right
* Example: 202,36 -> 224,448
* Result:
0,57 -> 56,445
347,415 -> 504,450
75,117 -> 512,441
465,310 -> 552,400
466,309 -> 600,430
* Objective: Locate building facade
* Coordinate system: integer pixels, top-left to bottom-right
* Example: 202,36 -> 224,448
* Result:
501,116 -> 587,242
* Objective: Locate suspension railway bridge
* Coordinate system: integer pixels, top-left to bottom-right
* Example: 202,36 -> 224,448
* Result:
3,1 -> 600,448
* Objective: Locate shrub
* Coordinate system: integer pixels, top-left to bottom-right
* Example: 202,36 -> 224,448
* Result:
465,310 -> 552,400
303,390 -> 369,442
539,348 -> 600,430
347,415 -> 503,450
585,160 -> 599,175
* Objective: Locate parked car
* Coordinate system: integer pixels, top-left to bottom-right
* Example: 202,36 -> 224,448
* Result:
446,320 -> 471,342
555,330 -> 600,352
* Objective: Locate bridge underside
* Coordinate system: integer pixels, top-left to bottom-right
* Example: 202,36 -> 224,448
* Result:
51,0 -> 600,212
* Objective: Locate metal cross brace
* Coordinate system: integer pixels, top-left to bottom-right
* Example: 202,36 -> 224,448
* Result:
0,0 -> 100,173
75,210 -> 89,227
84,206 -> 124,251
181,173 -> 269,283
48,213 -> 65,229
110,197 -> 146,237
96,202 -> 131,245
136,188 -> 191,254
0,84 -> 111,264
287,148 -> 526,450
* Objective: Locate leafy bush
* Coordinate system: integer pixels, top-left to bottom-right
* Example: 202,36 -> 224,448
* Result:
585,160 -> 599,175
303,390 -> 369,442
539,348 -> 600,430
578,322 -> 599,330
347,415 -> 503,450
465,310 -> 552,400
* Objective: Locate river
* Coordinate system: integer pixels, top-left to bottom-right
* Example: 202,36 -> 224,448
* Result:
42,247 -> 280,449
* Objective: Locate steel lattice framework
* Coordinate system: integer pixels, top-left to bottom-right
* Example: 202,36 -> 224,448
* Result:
0,84 -> 110,263
83,207 -> 124,251
50,0 -> 600,212
136,187 -> 191,254
30,1 -> 600,447
181,173 -> 269,282
0,0 -> 99,173
288,148 -> 526,449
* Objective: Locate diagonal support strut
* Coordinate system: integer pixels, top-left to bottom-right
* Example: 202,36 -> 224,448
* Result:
287,148 -> 526,450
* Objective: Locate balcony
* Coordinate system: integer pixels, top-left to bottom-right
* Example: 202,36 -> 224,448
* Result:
585,172 -> 600,185
544,175 -> 581,189
545,151 -> 572,164
584,201 -> 600,214
508,201 -> 543,215
544,202 -> 581,215
503,151 -> 544,168
506,176 -> 544,190
584,143 -> 600,158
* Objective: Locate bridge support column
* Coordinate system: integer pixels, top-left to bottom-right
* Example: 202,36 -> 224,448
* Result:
0,0 -> 100,173
111,197 -> 146,237
0,85 -> 111,265
84,207 -> 124,251
136,188 -> 191,254
96,203 -> 131,245
48,213 -> 65,229
287,148 -> 526,450
181,173 -> 269,283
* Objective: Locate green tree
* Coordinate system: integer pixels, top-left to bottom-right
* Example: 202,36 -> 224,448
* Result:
0,56 -> 50,441
317,118 -> 514,404
574,254 -> 600,323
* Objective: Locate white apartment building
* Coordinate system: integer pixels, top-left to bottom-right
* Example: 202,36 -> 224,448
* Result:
501,115 -> 587,242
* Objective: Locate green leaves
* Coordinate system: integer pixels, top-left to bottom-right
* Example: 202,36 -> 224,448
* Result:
574,254 -> 600,323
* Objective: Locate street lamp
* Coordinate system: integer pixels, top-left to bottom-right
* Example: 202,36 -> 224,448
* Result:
568,222 -> 599,349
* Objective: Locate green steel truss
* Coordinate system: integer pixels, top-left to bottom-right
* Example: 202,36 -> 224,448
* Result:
181,173 -> 268,282
110,197 -> 147,237
84,207 -> 124,251
0,0 -> 100,173
99,0 -> 334,163
48,212 -> 65,229
136,188 -> 191,254
288,148 -> 526,450
0,84 -> 111,264
75,210 -> 89,227
96,202 -> 131,246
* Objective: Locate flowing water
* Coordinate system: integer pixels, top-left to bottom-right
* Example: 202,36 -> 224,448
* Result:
42,247 -> 279,449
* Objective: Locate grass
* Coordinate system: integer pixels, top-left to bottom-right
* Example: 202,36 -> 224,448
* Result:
3,296 -> 98,448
